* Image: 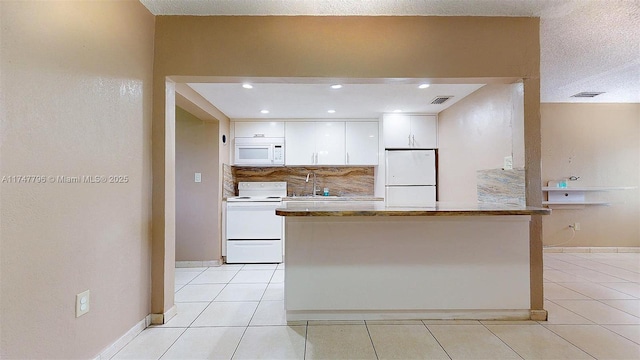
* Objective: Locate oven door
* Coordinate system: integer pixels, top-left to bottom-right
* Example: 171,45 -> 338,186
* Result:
226,202 -> 282,240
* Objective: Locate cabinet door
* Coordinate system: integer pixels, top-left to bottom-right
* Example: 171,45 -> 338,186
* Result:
346,122 -> 379,165
383,114 -> 411,149
285,122 -> 317,165
235,121 -> 285,138
410,115 -> 437,148
315,122 -> 345,165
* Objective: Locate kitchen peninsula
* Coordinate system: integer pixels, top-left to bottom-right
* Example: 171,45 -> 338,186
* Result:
276,202 -> 550,321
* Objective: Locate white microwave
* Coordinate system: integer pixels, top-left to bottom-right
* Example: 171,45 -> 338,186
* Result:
234,137 -> 285,165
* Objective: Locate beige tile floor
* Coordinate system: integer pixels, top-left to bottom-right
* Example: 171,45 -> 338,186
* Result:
111,253 -> 640,359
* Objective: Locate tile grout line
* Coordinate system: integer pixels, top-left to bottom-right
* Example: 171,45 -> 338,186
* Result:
596,282 -> 640,298
303,321 -> 308,360
550,296 -> 640,321
545,265 -> 632,283
223,264 -> 254,360
363,321 -> 380,360
421,321 -> 453,360
542,298 -> 595,325
244,270 -> 273,328
479,322 -> 525,360
546,256 -> 639,281
540,324 -> 601,360
599,324 -> 640,345
155,327 -> 188,360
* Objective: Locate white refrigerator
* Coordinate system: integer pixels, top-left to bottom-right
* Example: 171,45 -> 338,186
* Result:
385,150 -> 437,207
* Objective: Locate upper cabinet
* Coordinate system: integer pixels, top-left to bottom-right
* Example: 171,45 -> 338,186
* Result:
285,122 -> 346,165
383,114 -> 437,149
346,122 -> 379,165
235,121 -> 285,138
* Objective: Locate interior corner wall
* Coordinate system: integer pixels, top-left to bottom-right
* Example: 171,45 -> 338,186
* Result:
0,1 -> 155,358
175,107 -> 220,261
541,103 -> 640,247
438,84 -> 525,202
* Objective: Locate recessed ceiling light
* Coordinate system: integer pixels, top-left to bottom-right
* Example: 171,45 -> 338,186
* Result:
418,84 -> 430,89
330,84 -> 343,89
242,83 -> 253,89
327,110 -> 336,114
393,109 -> 402,113
260,110 -> 269,114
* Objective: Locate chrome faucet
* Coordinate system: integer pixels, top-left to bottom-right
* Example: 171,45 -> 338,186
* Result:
305,172 -> 321,196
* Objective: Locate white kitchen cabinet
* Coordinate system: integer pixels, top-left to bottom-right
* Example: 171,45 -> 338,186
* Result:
315,122 -> 345,165
346,122 -> 379,165
383,114 -> 437,149
285,122 -> 345,165
235,121 -> 285,138
285,122 -> 317,165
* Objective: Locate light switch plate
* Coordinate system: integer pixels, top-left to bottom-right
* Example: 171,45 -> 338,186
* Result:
195,173 -> 202,183
76,290 -> 90,317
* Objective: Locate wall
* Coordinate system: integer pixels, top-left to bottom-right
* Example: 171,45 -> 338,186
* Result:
152,15 -> 544,314
175,107 -> 220,262
541,103 -> 640,247
438,84 -> 525,202
175,84 -> 229,266
0,1 -> 154,358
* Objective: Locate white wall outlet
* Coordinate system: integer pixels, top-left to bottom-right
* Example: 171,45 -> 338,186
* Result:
574,222 -> 581,231
503,156 -> 513,170
76,290 -> 90,317
194,172 -> 202,183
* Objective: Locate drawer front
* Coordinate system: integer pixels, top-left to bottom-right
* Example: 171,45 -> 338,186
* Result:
226,240 -> 283,263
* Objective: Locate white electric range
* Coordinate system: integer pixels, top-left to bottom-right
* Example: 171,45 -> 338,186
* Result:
225,182 -> 287,263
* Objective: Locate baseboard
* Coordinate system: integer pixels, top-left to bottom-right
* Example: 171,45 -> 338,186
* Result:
285,309 -> 531,321
544,247 -> 640,253
151,304 -> 178,325
175,260 -> 221,268
530,309 -> 548,321
94,314 -> 151,360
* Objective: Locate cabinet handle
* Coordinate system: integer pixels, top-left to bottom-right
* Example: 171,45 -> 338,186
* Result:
253,133 -> 265,137
408,135 -> 412,146
312,153 -> 315,164
315,153 -> 319,164
346,152 -> 350,164
412,135 -> 416,147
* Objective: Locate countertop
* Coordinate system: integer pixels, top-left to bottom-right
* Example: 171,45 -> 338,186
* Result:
276,201 -> 551,217
283,196 -> 384,202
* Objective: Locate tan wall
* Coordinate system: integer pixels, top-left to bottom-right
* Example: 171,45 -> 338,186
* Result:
175,107 -> 220,262
0,1 -> 154,358
152,15 -> 542,314
438,84 -> 525,202
541,103 -> 640,247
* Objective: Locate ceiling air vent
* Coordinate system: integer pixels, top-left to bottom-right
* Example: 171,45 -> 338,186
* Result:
430,96 -> 453,105
571,92 -> 604,98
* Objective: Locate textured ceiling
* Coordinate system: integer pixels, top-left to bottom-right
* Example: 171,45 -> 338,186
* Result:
140,0 -> 640,103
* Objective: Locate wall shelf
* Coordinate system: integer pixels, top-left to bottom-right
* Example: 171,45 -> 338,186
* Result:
542,184 -> 635,209
542,186 -> 635,192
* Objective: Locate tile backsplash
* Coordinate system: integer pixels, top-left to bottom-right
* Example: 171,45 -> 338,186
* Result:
223,163 -> 235,198
231,166 -> 375,197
